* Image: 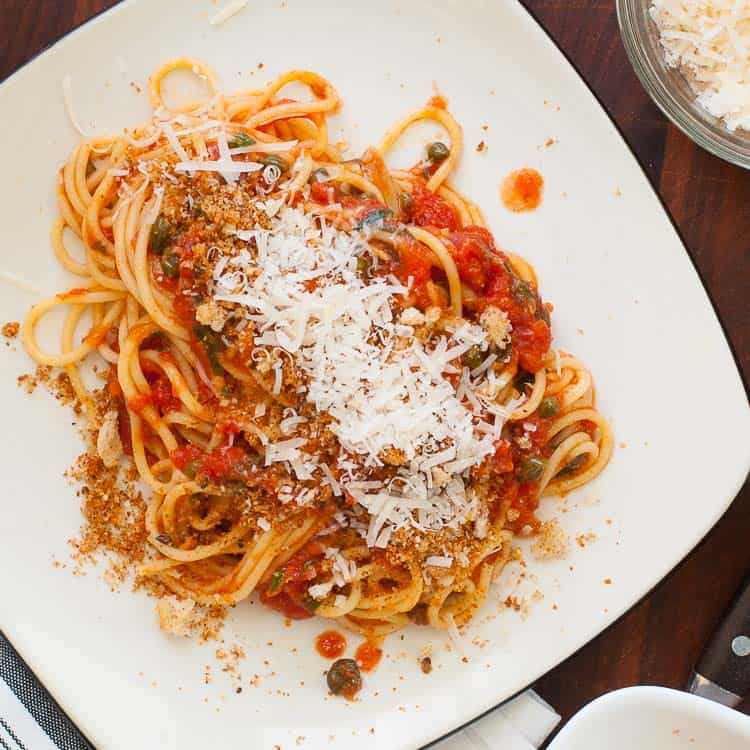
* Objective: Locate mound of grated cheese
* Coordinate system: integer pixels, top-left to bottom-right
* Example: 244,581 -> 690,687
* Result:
211,206 -> 521,546
650,0 -> 750,130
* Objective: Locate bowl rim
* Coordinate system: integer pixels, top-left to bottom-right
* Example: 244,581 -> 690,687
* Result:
616,0 -> 750,170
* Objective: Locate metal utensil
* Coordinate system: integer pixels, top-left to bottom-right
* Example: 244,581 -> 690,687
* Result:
688,575 -> 750,707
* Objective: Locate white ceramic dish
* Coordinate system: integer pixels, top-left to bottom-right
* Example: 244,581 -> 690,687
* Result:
0,2 -> 748,749
549,686 -> 750,749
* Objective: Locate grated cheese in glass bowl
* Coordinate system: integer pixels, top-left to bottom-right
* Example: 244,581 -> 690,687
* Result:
618,0 -> 750,168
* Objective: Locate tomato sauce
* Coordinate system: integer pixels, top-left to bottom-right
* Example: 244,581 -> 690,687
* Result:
392,234 -> 436,309
171,444 -> 248,482
259,584 -> 313,621
128,393 -> 152,415
410,182 -> 459,230
447,226 -> 496,293
82,322 -> 112,347
316,630 -> 347,659
444,225 -> 551,371
501,168 -> 543,212
310,180 -> 336,205
259,542 -> 325,621
354,641 -> 382,672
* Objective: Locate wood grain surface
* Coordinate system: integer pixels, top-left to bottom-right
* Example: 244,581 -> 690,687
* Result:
1,0 -> 748,742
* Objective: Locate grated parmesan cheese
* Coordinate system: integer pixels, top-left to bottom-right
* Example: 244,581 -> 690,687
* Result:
651,0 -> 750,130
209,0 -> 249,26
210,206 -> 520,546
0,269 -> 42,296
62,75 -> 93,137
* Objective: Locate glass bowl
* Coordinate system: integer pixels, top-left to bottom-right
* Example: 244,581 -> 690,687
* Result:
617,0 -> 750,169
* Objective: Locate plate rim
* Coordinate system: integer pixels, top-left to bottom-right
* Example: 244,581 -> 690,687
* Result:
0,2 -> 748,749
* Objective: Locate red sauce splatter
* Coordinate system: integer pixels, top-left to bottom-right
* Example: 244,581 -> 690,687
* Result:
427,93 -> 448,110
501,168 -> 544,212
316,630 -> 347,659
355,641 -> 383,672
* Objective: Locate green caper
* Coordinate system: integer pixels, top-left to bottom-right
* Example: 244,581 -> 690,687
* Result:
519,456 -> 546,482
462,345 -> 486,371
228,131 -> 255,148
538,397 -> 559,419
302,593 -> 321,613
427,141 -> 450,164
356,256 -> 369,275
261,154 -> 288,173
150,215 -> 172,255
515,372 -> 535,391
327,658 -> 362,697
160,253 -> 179,279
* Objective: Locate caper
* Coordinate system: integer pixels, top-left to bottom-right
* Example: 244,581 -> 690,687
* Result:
538,397 -> 559,419
515,372 -> 535,391
302,593 -> 321,612
427,141 -> 450,164
260,154 -> 288,173
356,256 -> 369,275
519,456 -> 546,482
462,345 -> 486,371
160,253 -> 180,279
327,658 -> 362,697
228,131 -> 255,148
150,215 -> 172,255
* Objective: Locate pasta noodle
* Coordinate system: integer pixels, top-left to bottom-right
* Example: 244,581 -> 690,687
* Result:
22,60 -> 612,649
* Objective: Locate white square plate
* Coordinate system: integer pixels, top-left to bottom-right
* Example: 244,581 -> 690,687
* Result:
0,1 -> 747,748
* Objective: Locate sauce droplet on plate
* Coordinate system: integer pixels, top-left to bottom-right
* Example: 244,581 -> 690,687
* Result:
501,168 -> 544,212
316,630 -> 347,659
355,641 -> 383,672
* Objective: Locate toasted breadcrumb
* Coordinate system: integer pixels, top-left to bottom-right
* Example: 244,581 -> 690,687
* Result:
2,321 -> 19,338
530,519 -> 568,559
157,596 -> 198,637
96,410 -> 123,468
195,300 -> 229,332
480,306 -> 512,349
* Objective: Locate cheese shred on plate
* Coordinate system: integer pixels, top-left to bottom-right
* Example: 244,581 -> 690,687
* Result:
209,0 -> 249,26
650,0 -> 750,130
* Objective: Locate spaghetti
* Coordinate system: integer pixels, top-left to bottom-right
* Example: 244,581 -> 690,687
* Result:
23,59 -> 612,645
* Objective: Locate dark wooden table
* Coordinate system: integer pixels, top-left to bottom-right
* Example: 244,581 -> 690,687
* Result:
2,0 -> 749,742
